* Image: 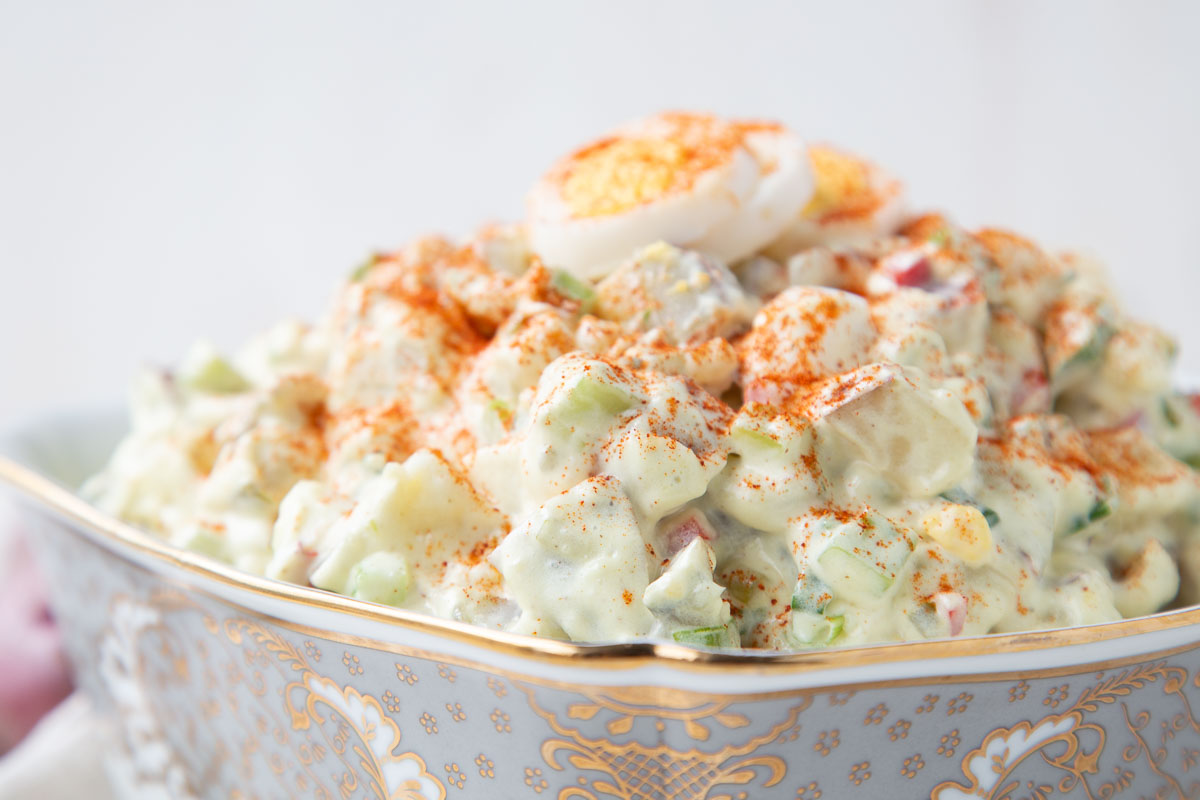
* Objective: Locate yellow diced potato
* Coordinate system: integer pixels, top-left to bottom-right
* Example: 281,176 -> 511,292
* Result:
921,503 -> 993,567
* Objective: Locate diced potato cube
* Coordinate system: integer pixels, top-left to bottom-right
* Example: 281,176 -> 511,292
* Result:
1113,540 -> 1179,617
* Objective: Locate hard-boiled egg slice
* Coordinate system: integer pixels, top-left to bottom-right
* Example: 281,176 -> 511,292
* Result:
528,112 -> 814,279
763,144 -> 906,260
689,123 -> 814,263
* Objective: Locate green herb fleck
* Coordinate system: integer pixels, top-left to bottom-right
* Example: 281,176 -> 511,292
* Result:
1069,496 -> 1114,533
1088,499 -> 1112,523
940,488 -> 1001,528
550,270 -> 596,313
487,397 -> 514,425
1163,397 -> 1183,428
349,254 -> 379,282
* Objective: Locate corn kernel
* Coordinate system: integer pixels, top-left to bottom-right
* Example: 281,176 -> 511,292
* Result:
921,503 -> 993,567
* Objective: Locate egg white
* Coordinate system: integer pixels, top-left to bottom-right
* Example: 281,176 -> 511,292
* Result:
527,113 -> 816,279
690,126 -> 814,264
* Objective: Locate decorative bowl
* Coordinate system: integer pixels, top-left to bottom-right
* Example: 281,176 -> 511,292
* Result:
4,410 -> 1200,799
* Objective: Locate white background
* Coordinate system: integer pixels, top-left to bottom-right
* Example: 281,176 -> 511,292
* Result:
2,1 -> 1199,425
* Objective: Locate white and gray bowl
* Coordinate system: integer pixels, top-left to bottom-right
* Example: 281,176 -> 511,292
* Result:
4,409 -> 1200,800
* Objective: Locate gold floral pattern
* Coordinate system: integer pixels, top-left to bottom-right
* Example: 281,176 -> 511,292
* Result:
26,510 -> 1200,800
776,723 -> 803,744
814,729 -> 840,756
523,766 -> 548,793
396,663 -> 419,685
794,780 -> 822,798
863,702 -> 888,725
443,763 -> 466,790
901,753 -> 925,778
490,708 -> 512,733
888,719 -> 911,741
937,729 -> 961,758
917,694 -> 940,714
221,617 -> 446,800
945,692 -> 973,715
520,684 -> 803,800
933,663 -> 1200,798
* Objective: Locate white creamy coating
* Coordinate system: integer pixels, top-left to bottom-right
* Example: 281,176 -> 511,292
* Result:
85,113 -> 1200,651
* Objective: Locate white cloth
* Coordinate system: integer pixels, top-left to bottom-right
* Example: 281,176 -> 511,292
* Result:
0,693 -> 114,800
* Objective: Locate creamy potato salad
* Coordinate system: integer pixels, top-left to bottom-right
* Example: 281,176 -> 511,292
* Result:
86,112 -> 1200,650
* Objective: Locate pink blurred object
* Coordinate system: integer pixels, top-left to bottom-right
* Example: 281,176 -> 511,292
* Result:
0,532 -> 72,754
933,591 -> 969,637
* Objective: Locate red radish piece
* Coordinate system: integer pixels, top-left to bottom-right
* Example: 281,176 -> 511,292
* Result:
880,249 -> 932,288
932,591 -> 968,637
664,512 -> 714,556
743,379 -> 785,406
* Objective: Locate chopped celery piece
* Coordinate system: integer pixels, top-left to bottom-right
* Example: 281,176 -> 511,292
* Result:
1055,320 -> 1114,381
672,624 -> 740,649
181,353 -> 249,394
349,253 -> 381,282
731,424 -> 784,452
816,512 -> 914,583
789,611 -> 844,646
551,270 -> 597,313
791,573 -> 833,613
940,488 -> 1000,528
558,376 -> 635,418
349,551 -> 410,607
817,546 -> 892,599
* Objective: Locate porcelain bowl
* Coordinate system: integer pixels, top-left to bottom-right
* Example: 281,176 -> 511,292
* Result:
5,410 -> 1200,800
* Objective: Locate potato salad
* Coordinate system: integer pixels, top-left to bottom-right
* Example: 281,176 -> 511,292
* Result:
86,112 -> 1200,650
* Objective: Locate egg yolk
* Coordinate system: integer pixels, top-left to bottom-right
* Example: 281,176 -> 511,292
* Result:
803,145 -> 880,221
557,112 -> 742,219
